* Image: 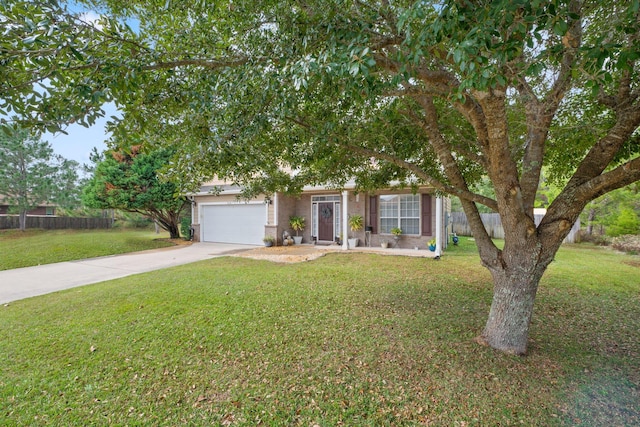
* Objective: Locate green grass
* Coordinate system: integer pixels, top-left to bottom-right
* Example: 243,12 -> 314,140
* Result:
1,238 -> 638,425
0,229 -> 175,270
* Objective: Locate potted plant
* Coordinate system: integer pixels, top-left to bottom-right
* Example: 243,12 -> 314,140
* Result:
347,214 -> 363,248
428,238 -> 436,252
263,235 -> 275,247
391,227 -> 402,245
289,216 -> 305,244
380,240 -> 389,248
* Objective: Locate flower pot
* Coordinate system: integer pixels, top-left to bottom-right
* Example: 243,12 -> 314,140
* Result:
381,242 -> 389,248
348,238 -> 358,248
264,241 -> 274,247
293,236 -> 303,245
429,244 -> 436,252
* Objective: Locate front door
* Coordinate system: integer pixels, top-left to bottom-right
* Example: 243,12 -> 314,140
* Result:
318,202 -> 334,241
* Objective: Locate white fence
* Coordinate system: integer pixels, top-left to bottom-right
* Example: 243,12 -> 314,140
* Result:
451,212 -> 580,244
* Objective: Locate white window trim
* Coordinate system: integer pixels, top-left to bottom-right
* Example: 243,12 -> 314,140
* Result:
379,194 -> 420,235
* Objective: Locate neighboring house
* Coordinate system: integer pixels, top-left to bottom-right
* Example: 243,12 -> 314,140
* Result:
0,196 -> 56,216
189,178 -> 450,253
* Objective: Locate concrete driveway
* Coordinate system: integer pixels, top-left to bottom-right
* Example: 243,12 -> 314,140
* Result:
0,243 -> 254,305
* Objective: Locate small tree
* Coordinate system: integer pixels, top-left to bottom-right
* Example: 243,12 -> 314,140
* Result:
0,129 -> 79,230
82,146 -> 188,238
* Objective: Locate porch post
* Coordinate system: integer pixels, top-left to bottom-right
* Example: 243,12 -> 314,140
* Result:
435,196 -> 443,257
342,190 -> 349,250
273,193 -> 278,226
197,202 -> 203,242
190,196 -> 195,241
264,197 -> 269,225
189,196 -> 196,226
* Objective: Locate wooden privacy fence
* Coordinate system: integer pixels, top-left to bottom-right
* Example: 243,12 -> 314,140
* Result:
450,212 -> 580,244
0,216 -> 113,230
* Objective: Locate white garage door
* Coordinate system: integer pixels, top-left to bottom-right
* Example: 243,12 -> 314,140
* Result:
201,203 -> 265,245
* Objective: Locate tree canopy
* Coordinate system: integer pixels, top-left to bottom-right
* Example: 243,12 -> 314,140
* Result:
2,0 -> 640,354
0,129 -> 79,230
82,146 -> 188,239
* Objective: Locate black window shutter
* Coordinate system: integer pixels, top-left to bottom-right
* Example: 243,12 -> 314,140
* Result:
421,194 -> 432,236
369,196 -> 378,234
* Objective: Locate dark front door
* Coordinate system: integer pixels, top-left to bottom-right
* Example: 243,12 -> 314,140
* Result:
318,202 -> 334,241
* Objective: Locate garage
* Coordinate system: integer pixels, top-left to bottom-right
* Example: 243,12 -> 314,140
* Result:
201,203 -> 265,245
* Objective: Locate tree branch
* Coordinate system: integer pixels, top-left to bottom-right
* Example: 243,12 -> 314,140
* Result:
574,157 -> 640,202
143,57 -> 250,71
542,156 -> 640,241
401,105 -> 488,170
519,1 -> 582,212
569,105 -> 640,186
345,143 -> 498,210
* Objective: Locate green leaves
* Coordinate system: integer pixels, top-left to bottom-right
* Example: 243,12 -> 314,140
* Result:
0,0 -> 140,133
552,19 -> 568,37
0,129 -> 80,229
82,146 -> 188,238
1,0 -> 639,217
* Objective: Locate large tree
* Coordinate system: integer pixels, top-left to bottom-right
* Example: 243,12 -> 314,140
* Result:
2,0 -> 640,354
82,146 -> 188,239
0,129 -> 79,230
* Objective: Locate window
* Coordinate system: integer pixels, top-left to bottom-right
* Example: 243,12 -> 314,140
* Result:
379,194 -> 420,234
45,207 -> 54,216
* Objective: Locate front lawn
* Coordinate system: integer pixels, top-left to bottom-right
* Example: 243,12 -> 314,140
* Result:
0,229 -> 175,270
1,239 -> 638,425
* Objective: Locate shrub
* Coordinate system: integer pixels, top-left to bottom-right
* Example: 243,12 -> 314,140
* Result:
112,212 -> 153,229
180,216 -> 192,240
125,215 -> 154,229
607,207 -> 640,237
579,231 -> 611,246
611,234 -> 640,254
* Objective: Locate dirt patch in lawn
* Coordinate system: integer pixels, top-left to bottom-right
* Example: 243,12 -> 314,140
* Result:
234,245 -> 340,263
156,238 -> 192,246
622,259 -> 640,268
234,244 -> 437,263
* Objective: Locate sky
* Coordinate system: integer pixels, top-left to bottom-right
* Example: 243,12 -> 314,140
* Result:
43,103 -> 113,167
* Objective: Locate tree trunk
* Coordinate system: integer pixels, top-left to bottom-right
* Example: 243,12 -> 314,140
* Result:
18,210 -> 27,231
157,215 -> 180,239
167,224 -> 180,239
477,266 -> 545,355
473,214 -> 566,355
586,207 -> 595,235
